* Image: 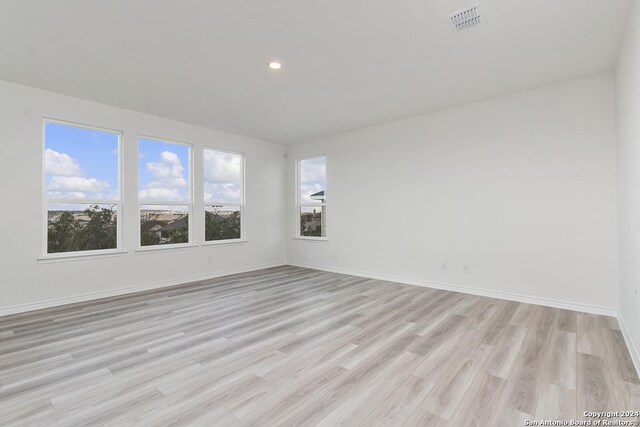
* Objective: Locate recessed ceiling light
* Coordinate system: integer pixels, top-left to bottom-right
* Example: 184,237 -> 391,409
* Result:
268,62 -> 282,70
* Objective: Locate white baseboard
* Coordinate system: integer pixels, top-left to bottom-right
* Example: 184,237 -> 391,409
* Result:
0,262 -> 286,317
617,313 -> 640,379
287,261 -> 618,317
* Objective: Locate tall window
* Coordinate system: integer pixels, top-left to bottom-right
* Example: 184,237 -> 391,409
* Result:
297,156 -> 326,238
204,148 -> 243,242
138,137 -> 191,247
44,121 -> 121,255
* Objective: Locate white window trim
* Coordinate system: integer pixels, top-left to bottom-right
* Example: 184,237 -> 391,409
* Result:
38,249 -> 128,263
292,236 -> 328,242
295,155 -> 327,240
202,239 -> 249,247
137,135 -> 194,250
135,244 -> 198,254
203,146 -> 246,244
41,119 -> 124,259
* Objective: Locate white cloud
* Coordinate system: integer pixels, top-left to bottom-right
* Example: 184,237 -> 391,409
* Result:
146,151 -> 186,186
46,176 -> 111,199
44,148 -> 118,201
204,183 -> 241,204
140,150 -> 188,201
48,176 -> 110,192
46,191 -> 90,200
44,148 -> 83,177
204,150 -> 241,203
204,150 -> 240,182
299,157 -> 326,204
138,188 -> 182,202
300,183 -> 325,204
300,157 -> 325,183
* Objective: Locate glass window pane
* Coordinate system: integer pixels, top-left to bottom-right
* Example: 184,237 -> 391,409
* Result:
299,157 -> 326,205
47,203 -> 117,253
138,138 -> 190,203
44,122 -> 119,200
204,149 -> 242,204
205,205 -> 241,241
300,206 -> 325,237
140,205 -> 189,246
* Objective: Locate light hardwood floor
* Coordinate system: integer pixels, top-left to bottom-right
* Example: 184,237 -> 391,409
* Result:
0,266 -> 638,426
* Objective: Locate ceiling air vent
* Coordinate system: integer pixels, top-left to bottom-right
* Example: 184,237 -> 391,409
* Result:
448,4 -> 483,31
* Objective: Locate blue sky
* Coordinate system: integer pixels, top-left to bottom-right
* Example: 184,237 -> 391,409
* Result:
44,122 -> 119,200
44,123 -> 244,206
138,138 -> 190,202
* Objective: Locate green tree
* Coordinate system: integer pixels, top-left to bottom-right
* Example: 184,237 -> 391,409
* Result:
77,205 -> 117,251
165,226 -> 189,244
141,230 -> 161,246
47,211 -> 80,253
47,205 -> 116,253
205,208 -> 240,241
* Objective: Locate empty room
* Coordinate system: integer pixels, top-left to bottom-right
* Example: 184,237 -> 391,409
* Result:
1,0 -> 640,425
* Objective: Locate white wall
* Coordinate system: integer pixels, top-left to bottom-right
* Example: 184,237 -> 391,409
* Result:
616,0 -> 640,367
0,80 -> 287,313
287,73 -> 619,313
0,71 -> 622,318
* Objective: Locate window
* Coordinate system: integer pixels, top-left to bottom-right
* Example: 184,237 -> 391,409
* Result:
44,121 -> 121,255
297,156 -> 326,238
138,137 -> 191,247
204,148 -> 243,242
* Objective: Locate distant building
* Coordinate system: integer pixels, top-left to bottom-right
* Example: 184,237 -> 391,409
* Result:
307,190 -> 326,237
140,220 -> 166,240
141,215 -> 188,242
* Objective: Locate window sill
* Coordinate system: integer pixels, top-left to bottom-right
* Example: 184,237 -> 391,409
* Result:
135,244 -> 198,254
203,239 -> 248,247
293,237 -> 328,242
38,250 -> 128,263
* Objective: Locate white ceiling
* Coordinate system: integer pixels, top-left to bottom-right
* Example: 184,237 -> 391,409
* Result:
0,0 -> 632,144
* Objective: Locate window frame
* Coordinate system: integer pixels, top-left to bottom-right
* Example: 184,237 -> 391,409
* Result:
295,155 -> 327,241
202,146 -> 246,245
41,118 -> 124,259
137,135 -> 194,251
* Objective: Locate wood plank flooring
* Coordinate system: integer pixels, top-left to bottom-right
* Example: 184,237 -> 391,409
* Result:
0,266 -> 638,426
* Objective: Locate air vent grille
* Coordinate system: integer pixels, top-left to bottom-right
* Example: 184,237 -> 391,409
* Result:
448,4 -> 483,31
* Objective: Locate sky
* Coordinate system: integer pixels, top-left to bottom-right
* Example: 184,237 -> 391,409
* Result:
44,122 -> 278,209
44,122 -> 119,201
299,156 -> 326,204
138,138 -> 190,202
138,141 -> 242,205
204,148 -> 241,204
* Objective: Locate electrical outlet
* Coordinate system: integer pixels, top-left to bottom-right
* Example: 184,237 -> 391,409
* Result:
463,265 -> 470,274
441,262 -> 448,270
207,256 -> 213,264
332,251 -> 337,259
